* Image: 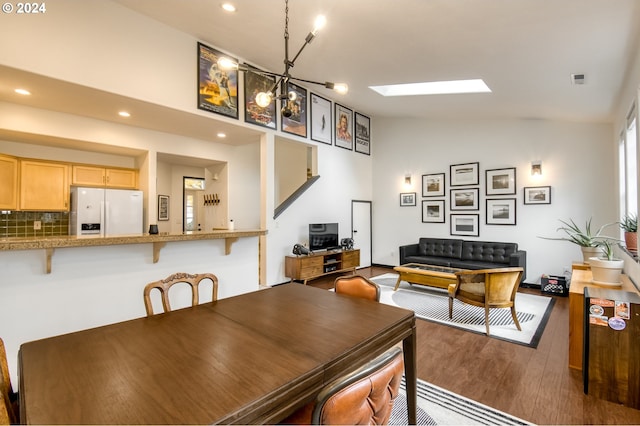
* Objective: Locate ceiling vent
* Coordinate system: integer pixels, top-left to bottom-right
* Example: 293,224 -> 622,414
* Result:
571,73 -> 586,85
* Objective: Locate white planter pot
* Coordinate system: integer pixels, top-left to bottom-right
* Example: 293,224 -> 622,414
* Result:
581,246 -> 602,263
588,257 -> 624,287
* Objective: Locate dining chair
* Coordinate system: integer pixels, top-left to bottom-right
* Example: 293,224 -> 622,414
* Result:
334,274 -> 381,302
143,272 -> 219,316
280,347 -> 404,425
0,338 -> 18,425
448,267 -> 524,335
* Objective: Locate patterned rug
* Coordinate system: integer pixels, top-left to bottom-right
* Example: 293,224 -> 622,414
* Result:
389,377 -> 532,425
371,273 -> 554,348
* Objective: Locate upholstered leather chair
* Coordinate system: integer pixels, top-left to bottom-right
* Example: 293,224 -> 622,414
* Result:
334,274 -> 381,302
448,267 -> 524,335
281,347 -> 404,425
143,272 -> 219,316
0,338 -> 18,425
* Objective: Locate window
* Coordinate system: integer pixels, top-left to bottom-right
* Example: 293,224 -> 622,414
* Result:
625,105 -> 637,218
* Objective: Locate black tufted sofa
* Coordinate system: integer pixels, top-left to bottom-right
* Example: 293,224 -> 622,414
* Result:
399,238 -> 526,282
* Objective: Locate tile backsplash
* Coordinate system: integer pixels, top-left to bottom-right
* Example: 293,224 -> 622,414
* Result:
0,211 -> 69,238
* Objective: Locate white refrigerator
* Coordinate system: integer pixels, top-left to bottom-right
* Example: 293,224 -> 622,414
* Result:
70,187 -> 143,237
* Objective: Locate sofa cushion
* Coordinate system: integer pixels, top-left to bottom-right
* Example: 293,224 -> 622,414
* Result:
418,238 -> 463,259
403,255 -> 452,267
461,241 -> 518,265
450,260 -> 505,270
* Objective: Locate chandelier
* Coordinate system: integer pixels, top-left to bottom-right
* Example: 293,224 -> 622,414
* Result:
217,0 -> 348,117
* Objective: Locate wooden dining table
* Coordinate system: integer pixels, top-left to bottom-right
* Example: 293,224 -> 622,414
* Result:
19,283 -> 417,424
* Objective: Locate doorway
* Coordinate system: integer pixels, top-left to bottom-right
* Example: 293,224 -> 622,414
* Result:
183,177 -> 205,232
351,200 -> 372,268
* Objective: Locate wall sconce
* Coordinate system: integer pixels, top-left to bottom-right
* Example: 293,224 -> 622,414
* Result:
531,161 -> 542,176
404,174 -> 412,187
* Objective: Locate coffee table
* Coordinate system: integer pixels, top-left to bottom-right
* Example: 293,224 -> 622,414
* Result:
393,263 -> 466,291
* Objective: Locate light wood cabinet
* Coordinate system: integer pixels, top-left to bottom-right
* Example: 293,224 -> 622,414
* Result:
19,160 -> 69,211
72,165 -> 138,189
285,249 -> 360,285
0,154 -> 19,209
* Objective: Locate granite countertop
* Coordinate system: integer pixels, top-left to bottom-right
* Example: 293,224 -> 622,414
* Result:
0,229 -> 267,251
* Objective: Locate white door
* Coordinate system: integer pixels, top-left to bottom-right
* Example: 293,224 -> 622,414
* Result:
352,200 -> 372,268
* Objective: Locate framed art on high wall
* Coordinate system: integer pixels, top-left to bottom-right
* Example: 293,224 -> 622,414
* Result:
486,198 -> 516,225
422,173 -> 445,197
450,188 -> 479,211
310,93 -> 332,144
450,214 -> 479,237
335,103 -> 354,150
422,200 -> 445,223
450,162 -> 479,186
524,186 -> 551,204
354,112 -> 371,155
244,66 -> 276,129
486,167 -> 516,195
281,82 -> 307,138
197,42 -> 239,119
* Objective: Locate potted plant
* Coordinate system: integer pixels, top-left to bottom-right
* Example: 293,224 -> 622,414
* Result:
619,213 -> 637,253
541,218 -> 613,262
589,240 -> 624,286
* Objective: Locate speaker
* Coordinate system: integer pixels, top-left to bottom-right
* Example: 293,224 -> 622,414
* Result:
292,244 -> 311,256
340,238 -> 354,250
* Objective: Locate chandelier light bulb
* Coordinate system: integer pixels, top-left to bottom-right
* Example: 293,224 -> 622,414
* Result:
217,57 -> 237,70
312,15 -> 326,35
333,83 -> 349,94
255,91 -> 273,108
287,91 -> 297,101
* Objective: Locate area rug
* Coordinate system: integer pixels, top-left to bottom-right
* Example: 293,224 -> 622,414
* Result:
371,273 -> 554,348
389,377 -> 532,425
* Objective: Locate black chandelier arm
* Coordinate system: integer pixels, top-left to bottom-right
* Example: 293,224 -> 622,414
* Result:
240,67 -> 334,90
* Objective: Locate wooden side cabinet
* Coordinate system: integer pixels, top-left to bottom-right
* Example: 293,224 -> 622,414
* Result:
285,249 -> 360,285
0,154 -> 19,210
19,160 -> 69,211
72,165 -> 138,189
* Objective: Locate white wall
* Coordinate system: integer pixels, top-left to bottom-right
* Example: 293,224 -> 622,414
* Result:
372,117 -> 616,283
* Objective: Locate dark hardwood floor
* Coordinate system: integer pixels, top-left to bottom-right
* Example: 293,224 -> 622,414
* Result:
306,266 -> 640,425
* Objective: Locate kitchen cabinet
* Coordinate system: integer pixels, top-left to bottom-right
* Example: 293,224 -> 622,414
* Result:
19,160 -> 69,211
0,154 -> 19,209
72,165 -> 138,189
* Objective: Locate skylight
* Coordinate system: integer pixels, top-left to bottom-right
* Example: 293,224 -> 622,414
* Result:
369,79 -> 491,97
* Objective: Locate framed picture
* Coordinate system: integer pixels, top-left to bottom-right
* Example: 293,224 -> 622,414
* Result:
486,198 -> 516,225
450,214 -> 479,237
450,188 -> 479,210
158,195 -> 170,221
354,112 -> 371,155
450,162 -> 479,186
422,200 -> 445,223
524,186 -> 551,205
281,82 -> 307,137
486,167 -> 516,195
400,192 -> 416,207
244,66 -> 276,129
334,103 -> 354,150
197,42 -> 239,119
310,93 -> 332,144
422,173 -> 445,197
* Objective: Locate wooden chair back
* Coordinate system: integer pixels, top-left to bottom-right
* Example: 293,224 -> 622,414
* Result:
143,272 -> 219,316
0,338 -> 17,425
334,274 -> 381,302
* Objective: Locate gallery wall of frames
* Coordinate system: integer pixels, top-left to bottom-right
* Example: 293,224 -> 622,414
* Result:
196,42 -> 371,155
400,161 -> 551,237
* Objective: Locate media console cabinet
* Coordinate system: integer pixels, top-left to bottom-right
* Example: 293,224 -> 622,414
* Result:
285,249 -> 360,285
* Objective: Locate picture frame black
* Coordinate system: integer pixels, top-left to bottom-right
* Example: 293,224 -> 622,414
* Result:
422,173 -> 445,197
243,65 -> 277,129
486,167 -> 516,195
354,112 -> 371,155
450,214 -> 479,237
197,42 -> 239,119
400,192 -> 416,207
450,162 -> 479,186
450,188 -> 479,210
281,82 -> 307,138
158,195 -> 170,221
310,93 -> 332,144
486,198 -> 517,225
334,103 -> 354,150
524,186 -> 551,205
422,200 -> 445,223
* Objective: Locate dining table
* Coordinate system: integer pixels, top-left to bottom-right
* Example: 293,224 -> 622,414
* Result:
19,283 -> 417,424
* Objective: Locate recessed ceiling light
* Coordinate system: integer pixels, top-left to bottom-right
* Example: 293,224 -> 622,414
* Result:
118,111 -> 131,117
217,132 -> 227,138
221,3 -> 236,12
369,79 -> 491,97
14,88 -> 31,95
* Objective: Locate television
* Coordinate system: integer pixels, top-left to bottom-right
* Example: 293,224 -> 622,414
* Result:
309,223 -> 339,251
